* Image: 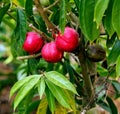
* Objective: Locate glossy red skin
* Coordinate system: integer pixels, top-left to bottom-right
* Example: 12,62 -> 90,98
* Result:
55,27 -> 79,52
23,32 -> 44,54
41,42 -> 63,63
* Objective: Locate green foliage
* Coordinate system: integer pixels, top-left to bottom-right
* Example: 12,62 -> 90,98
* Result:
45,71 -> 77,94
59,0 -> 66,33
0,3 -> 10,24
94,0 -> 109,28
11,8 -> 27,57
112,0 -> 120,38
106,96 -> 118,114
108,40 -> 120,65
1,0 -> 120,113
79,0 -> 100,41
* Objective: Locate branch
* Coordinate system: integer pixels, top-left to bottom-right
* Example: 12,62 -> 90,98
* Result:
16,53 -> 41,60
34,0 -> 59,33
29,24 -> 52,41
78,35 -> 95,108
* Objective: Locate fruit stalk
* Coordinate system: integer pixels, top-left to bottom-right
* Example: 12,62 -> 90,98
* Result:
29,24 -> 52,41
34,0 -> 59,33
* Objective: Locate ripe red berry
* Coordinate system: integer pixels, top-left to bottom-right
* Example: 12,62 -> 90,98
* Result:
23,32 -> 44,54
55,27 -> 79,52
41,41 -> 63,63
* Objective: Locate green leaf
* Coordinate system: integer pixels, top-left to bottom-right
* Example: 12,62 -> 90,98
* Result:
0,3 -> 10,24
97,65 -> 108,76
25,0 -> 33,18
106,96 -> 118,114
10,75 -> 36,98
37,98 -> 48,114
45,71 -> 77,94
112,0 -> 120,38
112,80 -> 120,93
45,86 -> 56,113
26,100 -> 40,114
94,0 -> 109,28
97,99 -> 111,113
14,75 -> 41,110
79,0 -> 100,41
38,77 -> 46,99
45,79 -> 71,109
12,8 -> 27,56
116,55 -> 120,77
65,62 -> 75,83
104,0 -> 115,38
64,90 -> 76,114
54,102 -> 67,114
59,0 -> 66,33
108,40 -> 120,65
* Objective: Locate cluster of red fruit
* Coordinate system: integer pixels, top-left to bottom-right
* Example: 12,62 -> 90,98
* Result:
23,27 -> 79,63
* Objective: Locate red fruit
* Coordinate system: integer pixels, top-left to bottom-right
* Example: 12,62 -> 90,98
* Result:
55,27 -> 79,52
23,32 -> 44,54
41,41 -> 63,63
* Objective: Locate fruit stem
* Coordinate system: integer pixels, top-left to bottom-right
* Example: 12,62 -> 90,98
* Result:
16,53 -> 41,60
34,0 -> 59,33
78,35 -> 95,109
29,24 -> 52,41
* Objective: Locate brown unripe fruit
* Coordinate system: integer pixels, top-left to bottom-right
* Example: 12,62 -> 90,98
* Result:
86,44 -> 106,62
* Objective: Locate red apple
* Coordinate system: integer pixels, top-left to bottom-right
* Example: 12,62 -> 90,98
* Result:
23,32 -> 44,54
55,27 -> 79,52
41,41 -> 63,63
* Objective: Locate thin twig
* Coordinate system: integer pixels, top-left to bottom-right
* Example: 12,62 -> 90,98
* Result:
16,53 -> 41,60
34,0 -> 59,33
29,24 -> 52,41
44,0 -> 60,11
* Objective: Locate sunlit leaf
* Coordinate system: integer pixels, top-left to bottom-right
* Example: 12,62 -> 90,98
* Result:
0,3 -> 10,24
37,98 -> 48,114
79,0 -> 100,41
14,75 -> 41,110
94,0 -> 109,28
45,86 -> 56,113
64,90 -> 76,114
112,0 -> 120,38
45,79 -> 71,109
45,71 -> 77,94
38,77 -> 46,99
12,0 -> 26,7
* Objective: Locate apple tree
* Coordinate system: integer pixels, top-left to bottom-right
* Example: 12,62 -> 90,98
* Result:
0,0 -> 120,113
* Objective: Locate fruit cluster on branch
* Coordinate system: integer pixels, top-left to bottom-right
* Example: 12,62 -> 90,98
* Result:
23,27 -> 79,63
